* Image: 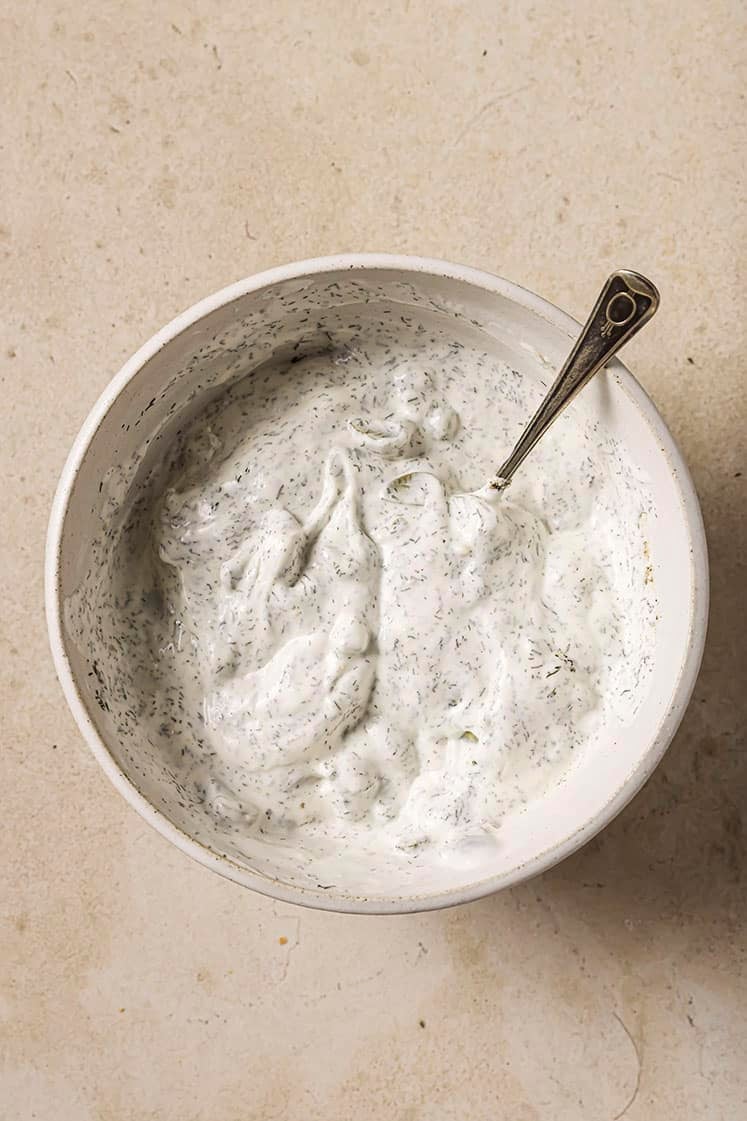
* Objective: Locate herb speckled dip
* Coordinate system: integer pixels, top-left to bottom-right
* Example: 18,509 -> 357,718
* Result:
45,255 -> 708,914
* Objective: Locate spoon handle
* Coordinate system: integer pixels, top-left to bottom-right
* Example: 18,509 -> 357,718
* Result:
493,270 -> 660,487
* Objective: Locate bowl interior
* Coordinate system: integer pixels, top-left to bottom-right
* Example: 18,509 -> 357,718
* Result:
50,261 -> 702,911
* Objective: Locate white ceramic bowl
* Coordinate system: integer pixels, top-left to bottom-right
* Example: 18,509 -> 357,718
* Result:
46,255 -> 708,914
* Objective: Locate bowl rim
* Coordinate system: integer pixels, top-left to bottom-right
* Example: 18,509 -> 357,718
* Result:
45,252 -> 709,914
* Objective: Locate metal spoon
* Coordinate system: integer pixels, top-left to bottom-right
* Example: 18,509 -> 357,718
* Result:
487,269 -> 660,491
383,270 -> 660,510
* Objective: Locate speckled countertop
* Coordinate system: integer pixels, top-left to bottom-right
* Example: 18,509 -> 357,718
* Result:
1,3 -> 745,1119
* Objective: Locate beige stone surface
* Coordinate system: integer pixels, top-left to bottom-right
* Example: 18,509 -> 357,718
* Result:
1,2 -> 745,1118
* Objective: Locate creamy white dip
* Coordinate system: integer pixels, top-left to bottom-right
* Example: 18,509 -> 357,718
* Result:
105,324 -> 655,870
